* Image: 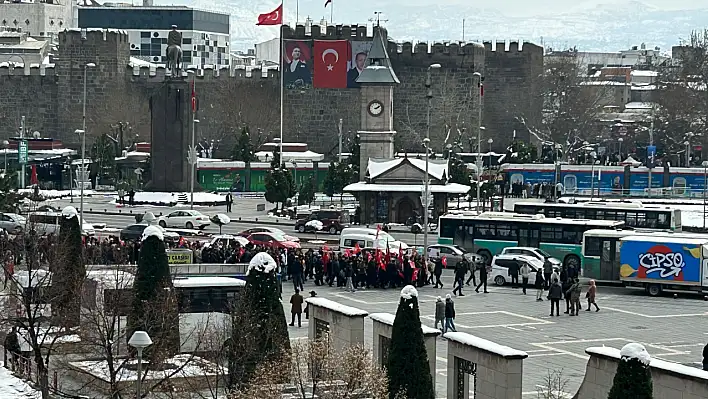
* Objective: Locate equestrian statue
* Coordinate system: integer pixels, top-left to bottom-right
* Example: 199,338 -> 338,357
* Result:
166,24 -> 183,77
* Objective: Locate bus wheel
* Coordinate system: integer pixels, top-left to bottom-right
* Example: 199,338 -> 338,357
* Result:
647,284 -> 662,297
564,255 -> 580,270
477,249 -> 492,265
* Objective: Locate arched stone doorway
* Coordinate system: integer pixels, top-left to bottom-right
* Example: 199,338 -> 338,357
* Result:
395,196 -> 416,223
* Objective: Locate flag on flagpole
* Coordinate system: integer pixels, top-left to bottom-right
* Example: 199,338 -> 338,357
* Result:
256,3 -> 283,25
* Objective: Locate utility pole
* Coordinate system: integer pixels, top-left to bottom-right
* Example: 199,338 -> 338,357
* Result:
473,72 -> 483,213
20,116 -> 25,188
338,118 -> 343,163
648,105 -> 655,196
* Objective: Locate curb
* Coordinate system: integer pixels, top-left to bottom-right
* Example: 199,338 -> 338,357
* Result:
81,209 -> 298,227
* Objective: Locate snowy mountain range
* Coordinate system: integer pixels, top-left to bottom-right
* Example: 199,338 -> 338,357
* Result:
165,0 -> 708,53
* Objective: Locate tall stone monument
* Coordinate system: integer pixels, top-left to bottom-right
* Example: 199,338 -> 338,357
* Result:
145,26 -> 192,192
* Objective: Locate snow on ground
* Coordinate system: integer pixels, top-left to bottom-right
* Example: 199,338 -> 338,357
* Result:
0,363 -> 41,398
69,354 -> 222,382
18,189 -> 104,198
128,192 -> 225,206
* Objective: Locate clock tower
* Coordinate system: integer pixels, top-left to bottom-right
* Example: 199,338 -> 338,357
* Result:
356,25 -> 400,180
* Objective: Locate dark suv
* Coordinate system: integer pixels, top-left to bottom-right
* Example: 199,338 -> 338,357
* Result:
294,210 -> 350,235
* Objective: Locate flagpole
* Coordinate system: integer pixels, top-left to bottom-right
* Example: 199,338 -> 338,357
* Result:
279,7 -> 284,162
330,2 -> 333,24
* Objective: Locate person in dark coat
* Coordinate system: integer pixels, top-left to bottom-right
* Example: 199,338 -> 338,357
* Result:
475,262 -> 489,293
452,260 -> 467,296
225,192 -> 233,212
128,189 -> 135,206
543,257 -> 553,289
304,290 -> 316,319
289,289 -> 304,327
508,259 -> 520,288
433,257 -> 444,288
703,343 -> 708,371
444,294 -> 457,333
4,326 -> 20,369
562,277 -> 573,314
548,278 -> 563,317
535,267 -> 545,301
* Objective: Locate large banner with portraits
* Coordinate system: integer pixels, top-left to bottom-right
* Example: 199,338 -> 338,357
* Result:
282,39 -> 373,90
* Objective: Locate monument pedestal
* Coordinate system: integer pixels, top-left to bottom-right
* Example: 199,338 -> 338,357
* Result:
145,78 -> 197,192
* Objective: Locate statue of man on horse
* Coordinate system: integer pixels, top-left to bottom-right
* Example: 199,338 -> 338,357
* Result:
166,25 -> 183,77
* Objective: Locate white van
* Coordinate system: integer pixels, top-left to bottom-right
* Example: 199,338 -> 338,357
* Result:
339,227 -> 407,251
28,211 -> 95,236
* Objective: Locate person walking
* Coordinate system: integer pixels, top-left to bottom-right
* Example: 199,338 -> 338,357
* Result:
433,257 -> 444,288
585,279 -> 600,312
519,260 -> 530,295
508,259 -> 520,288
547,278 -> 562,317
304,290 -> 316,319
475,262 -> 489,293
534,267 -> 545,301
345,261 -> 355,292
543,256 -> 553,290
444,294 -> 457,333
452,260 -> 467,296
128,188 -> 135,207
289,289 -> 304,327
434,296 -> 445,332
4,326 -> 20,370
562,277 -> 573,314
465,256 -> 478,287
225,192 -> 233,212
567,277 -> 582,316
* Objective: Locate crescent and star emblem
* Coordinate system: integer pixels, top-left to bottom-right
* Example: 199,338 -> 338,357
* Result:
270,10 -> 280,20
321,48 -> 339,71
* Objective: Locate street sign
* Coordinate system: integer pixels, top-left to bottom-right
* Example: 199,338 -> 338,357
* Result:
18,140 -> 28,164
647,145 -> 656,158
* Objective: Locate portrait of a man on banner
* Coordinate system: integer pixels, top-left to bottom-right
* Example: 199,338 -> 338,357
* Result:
347,41 -> 372,88
283,40 -> 313,89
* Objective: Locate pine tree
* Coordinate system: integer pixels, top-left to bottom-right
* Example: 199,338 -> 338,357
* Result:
51,207 -> 84,327
298,179 -> 315,205
608,349 -> 653,399
127,230 -> 180,364
323,161 -> 338,198
264,147 -> 295,212
387,286 -> 434,399
228,253 -> 290,388
232,126 -> 255,163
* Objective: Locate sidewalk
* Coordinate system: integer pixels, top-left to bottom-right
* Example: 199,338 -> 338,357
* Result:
0,361 -> 40,398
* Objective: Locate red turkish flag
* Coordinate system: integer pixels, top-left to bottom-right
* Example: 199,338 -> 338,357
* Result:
256,4 -> 283,25
313,40 -> 349,88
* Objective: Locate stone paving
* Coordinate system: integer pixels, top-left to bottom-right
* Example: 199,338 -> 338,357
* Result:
282,271 -> 708,398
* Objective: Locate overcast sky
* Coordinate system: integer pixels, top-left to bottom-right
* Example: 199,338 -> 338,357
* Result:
387,0 -> 708,15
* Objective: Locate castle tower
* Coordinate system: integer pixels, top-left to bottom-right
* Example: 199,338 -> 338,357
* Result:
356,25 -> 400,181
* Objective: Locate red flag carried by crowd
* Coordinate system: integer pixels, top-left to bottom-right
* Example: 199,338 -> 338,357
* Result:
313,40 -> 349,88
256,3 -> 283,25
354,242 -> 361,254
412,268 -> 419,282
442,256 -> 448,268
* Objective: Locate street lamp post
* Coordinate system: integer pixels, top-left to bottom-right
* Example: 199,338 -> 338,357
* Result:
618,137 -> 623,159
553,143 -> 562,201
423,63 -> 441,264
589,151 -> 597,200
292,160 -> 298,187
685,139 -> 692,167
75,129 -> 86,226
1,140 -> 8,172
486,138 -> 493,210
128,331 -> 152,399
187,71 -> 199,210
473,71 -> 483,214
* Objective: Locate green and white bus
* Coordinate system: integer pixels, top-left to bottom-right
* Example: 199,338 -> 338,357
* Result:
582,228 -> 708,282
438,212 -> 625,269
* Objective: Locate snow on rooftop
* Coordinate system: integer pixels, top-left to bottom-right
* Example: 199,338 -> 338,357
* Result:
620,342 -> 651,365
61,205 -> 78,219
305,297 -> 369,317
624,102 -> 653,110
344,182 -> 470,194
141,225 -> 164,242
630,70 -> 658,77
369,312 -> 440,335
366,157 -> 448,181
443,332 -> 528,358
400,285 -> 418,300
14,270 -> 51,288
247,251 -> 277,275
86,270 -> 135,289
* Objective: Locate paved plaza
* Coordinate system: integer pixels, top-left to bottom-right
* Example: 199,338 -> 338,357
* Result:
282,272 -> 708,397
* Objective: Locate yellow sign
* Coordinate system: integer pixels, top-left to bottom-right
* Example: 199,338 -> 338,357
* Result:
167,249 -> 193,264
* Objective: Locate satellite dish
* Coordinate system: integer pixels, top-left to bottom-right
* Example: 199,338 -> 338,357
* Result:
32,131 -> 40,138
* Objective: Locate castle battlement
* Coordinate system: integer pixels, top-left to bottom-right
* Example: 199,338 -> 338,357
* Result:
282,24 -> 372,40
0,63 -> 56,77
128,64 -> 279,82
59,28 -> 130,46
483,40 -> 542,54
393,41 -> 485,57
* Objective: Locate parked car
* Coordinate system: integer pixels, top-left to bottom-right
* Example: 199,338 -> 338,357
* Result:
237,227 -> 299,242
499,247 -> 562,268
157,210 -> 211,229
489,254 -> 558,286
203,234 -> 250,249
427,244 -> 481,266
294,209 -> 350,235
0,213 -> 26,234
247,232 -> 300,249
120,224 -> 179,242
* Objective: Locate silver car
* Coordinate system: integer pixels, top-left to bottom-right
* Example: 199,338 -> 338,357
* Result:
0,213 -> 26,234
427,244 -> 480,267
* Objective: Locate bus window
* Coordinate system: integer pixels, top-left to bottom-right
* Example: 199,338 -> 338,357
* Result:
496,224 -> 516,240
657,212 -> 669,229
562,226 -> 583,244
440,218 -> 460,239
475,224 -> 494,238
584,237 -> 602,257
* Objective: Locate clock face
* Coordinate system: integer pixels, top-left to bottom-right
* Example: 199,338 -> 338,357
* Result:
368,100 -> 384,117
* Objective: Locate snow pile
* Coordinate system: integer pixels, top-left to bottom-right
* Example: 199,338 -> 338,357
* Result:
61,205 -> 79,219
400,285 -> 418,300
305,297 -> 369,317
143,212 -> 156,224
141,225 -> 164,242
0,362 -> 41,398
306,220 -> 324,231
19,189 -> 100,199
214,214 -> 230,225
620,342 -> 651,365
69,354 -> 221,382
247,251 -> 277,275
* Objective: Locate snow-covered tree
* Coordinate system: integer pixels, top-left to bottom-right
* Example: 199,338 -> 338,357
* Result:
387,285 -> 434,399
51,206 -> 84,327
608,343 -> 653,399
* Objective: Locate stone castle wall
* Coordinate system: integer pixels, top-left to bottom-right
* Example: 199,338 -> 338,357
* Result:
0,26 -> 543,155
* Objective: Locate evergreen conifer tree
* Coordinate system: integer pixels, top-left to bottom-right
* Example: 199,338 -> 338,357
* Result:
228,252 -> 290,388
608,343 -> 653,399
51,206 -> 84,327
387,285 -> 434,399
127,227 -> 180,364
